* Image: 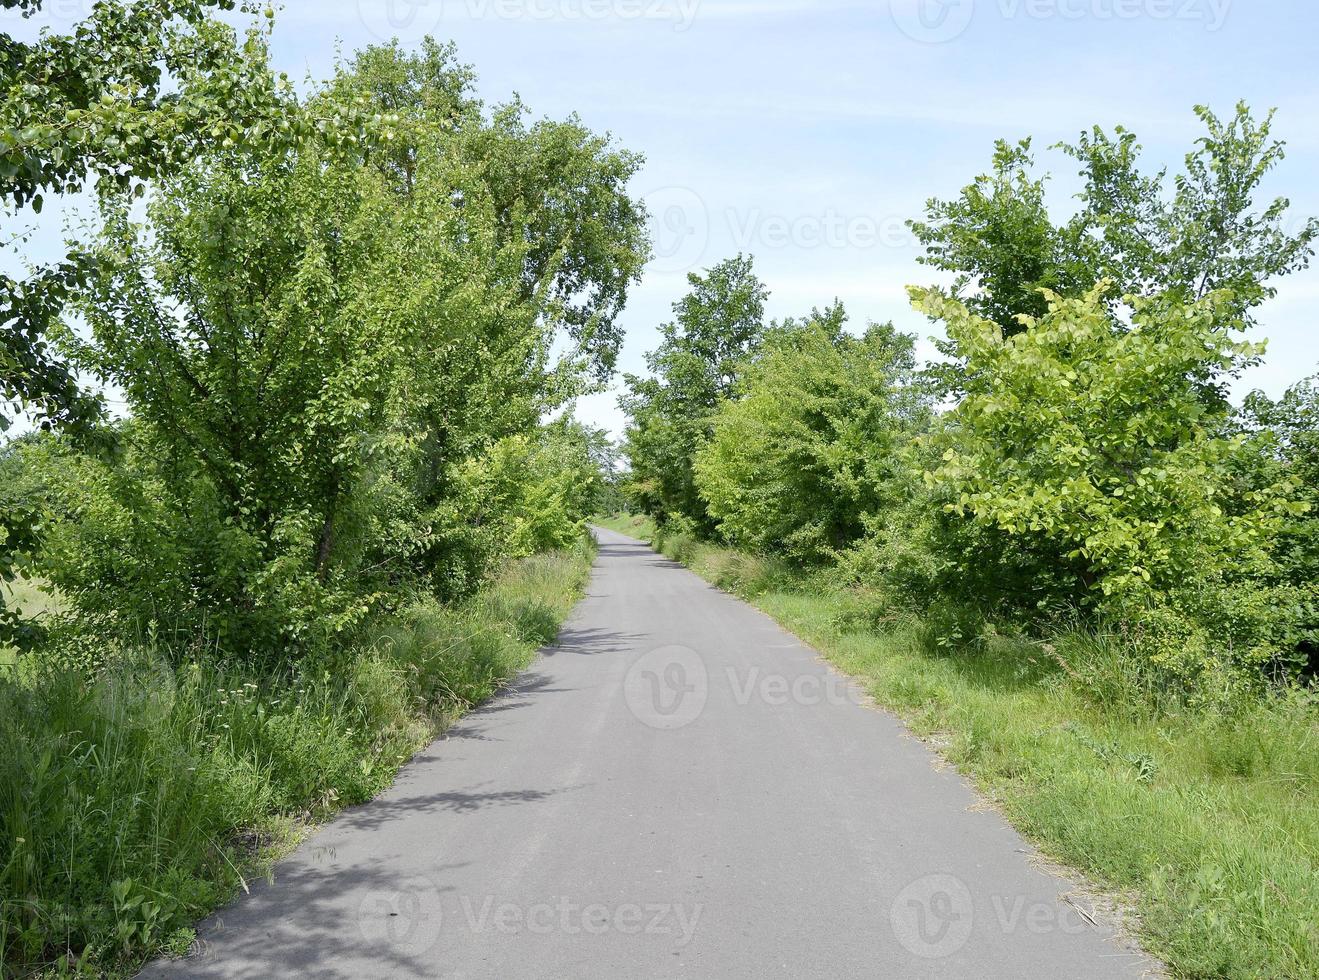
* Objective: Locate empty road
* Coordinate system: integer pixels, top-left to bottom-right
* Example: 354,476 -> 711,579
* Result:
143,526 -> 1155,979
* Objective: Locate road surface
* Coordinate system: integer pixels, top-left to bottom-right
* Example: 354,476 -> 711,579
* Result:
143,526 -> 1156,979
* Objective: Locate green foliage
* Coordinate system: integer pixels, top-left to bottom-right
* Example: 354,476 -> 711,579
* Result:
0,4 -> 399,648
1,1 -> 314,433
695,306 -> 931,562
621,255 -> 768,527
918,284 -> 1287,605
1239,375 -> 1319,584
910,103 -> 1318,342
909,137 -> 1094,336
912,283 -> 1310,682
63,139 -> 405,653
323,39 -> 649,384
8,38 -> 647,660
4,1 -> 283,646
459,418 -> 618,561
619,105 -> 1319,695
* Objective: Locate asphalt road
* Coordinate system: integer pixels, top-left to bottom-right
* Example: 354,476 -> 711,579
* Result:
142,526 -> 1156,979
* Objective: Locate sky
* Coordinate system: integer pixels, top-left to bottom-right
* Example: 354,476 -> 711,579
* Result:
6,0 -> 1319,438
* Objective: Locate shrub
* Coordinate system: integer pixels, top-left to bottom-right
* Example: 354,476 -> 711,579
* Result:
915,284 -> 1298,614
695,312 -> 930,563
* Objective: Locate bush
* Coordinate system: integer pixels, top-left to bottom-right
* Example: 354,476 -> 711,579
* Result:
695,313 -> 930,563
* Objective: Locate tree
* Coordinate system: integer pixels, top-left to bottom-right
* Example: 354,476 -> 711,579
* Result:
1238,375 -> 1319,583
324,40 -> 649,384
695,306 -> 930,561
321,41 -> 649,595
36,38 -> 650,657
1,0 -> 305,434
1061,104 -> 1317,324
620,255 -> 768,527
916,283 -> 1292,611
908,138 -> 1093,337
2,1 -> 310,648
463,416 -> 617,557
910,104 -> 1318,342
57,140 -> 403,651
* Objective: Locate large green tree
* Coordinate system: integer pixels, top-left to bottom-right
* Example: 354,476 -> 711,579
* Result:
322,41 -> 648,595
1,1 -> 315,648
917,283 -> 1293,613
910,104 -> 1318,343
0,0 -> 308,433
695,307 -> 930,561
1239,375 -> 1319,584
620,254 -> 768,527
34,38 -> 649,657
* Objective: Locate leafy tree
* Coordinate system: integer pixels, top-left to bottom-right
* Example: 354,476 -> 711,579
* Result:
55,143 -> 403,651
695,306 -> 930,561
0,1 -> 365,649
325,40 -> 649,384
322,41 -> 649,595
620,255 -> 767,526
911,104 -> 1318,342
0,430 -> 47,649
1,0 -> 305,433
908,138 -> 1094,336
916,283 -> 1294,612
904,104 -> 1319,682
1061,105 -> 1317,323
1238,375 -> 1319,583
467,416 -> 617,557
33,38 -> 650,657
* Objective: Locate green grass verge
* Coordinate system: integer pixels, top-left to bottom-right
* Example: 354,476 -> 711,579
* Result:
0,537 -> 594,976
597,514 -> 1319,979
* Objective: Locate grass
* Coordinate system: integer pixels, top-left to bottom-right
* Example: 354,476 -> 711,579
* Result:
597,513 -> 1319,979
0,537 -> 594,976
0,576 -> 64,669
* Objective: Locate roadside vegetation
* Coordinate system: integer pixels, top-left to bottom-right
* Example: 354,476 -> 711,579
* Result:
1,3 -> 642,973
0,542 -> 592,973
614,104 -> 1319,978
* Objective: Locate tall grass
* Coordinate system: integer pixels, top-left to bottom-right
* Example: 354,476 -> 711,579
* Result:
598,514 -> 1319,978
0,538 -> 593,975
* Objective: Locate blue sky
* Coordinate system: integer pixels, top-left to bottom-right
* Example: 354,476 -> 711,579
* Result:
6,0 -> 1319,437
